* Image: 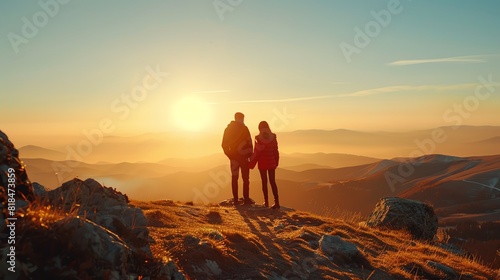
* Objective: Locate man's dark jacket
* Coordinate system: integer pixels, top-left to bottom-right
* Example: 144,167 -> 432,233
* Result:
221,121 -> 253,162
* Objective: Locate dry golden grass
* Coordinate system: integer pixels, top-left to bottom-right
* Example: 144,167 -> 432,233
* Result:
131,200 -> 498,279
8,196 -> 496,279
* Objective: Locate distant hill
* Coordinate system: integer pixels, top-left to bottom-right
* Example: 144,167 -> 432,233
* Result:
472,136 -> 500,145
279,126 -> 500,157
279,153 -> 380,169
19,145 -> 66,161
25,152 -> 500,231
17,125 -> 500,163
279,163 -> 331,172
22,158 -> 181,190
301,154 -> 500,223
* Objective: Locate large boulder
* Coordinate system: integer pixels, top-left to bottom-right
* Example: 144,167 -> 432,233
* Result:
0,131 -> 35,233
366,197 -> 438,240
46,178 -> 151,258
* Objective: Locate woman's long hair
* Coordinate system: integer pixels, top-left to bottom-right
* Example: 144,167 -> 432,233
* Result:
258,121 -> 273,141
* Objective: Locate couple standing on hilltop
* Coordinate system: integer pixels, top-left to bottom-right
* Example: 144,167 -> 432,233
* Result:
221,112 -> 280,209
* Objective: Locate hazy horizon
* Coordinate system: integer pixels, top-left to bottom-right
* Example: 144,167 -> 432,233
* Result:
7,125 -> 500,166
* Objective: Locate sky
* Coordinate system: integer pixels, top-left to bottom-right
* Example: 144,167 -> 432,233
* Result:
1,0 -> 500,142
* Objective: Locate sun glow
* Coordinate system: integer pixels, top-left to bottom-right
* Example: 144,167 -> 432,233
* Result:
171,95 -> 213,132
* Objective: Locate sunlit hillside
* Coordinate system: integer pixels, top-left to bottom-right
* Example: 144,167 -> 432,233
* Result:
132,200 -> 498,279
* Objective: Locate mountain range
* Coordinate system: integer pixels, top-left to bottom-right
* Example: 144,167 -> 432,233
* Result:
19,125 -> 500,163
22,152 -> 499,227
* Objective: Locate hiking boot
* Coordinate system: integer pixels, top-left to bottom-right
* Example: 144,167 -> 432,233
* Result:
271,198 -> 280,209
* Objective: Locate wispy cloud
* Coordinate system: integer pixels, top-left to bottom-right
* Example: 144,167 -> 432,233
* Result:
208,83 -> 478,104
388,55 -> 487,66
336,83 -> 478,97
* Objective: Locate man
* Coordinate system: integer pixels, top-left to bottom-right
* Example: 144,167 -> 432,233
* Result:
222,112 -> 253,205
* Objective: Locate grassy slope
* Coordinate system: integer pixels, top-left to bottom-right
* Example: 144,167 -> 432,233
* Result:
132,200 -> 497,280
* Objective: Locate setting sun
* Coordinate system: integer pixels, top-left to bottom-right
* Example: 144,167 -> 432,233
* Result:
171,95 -> 213,132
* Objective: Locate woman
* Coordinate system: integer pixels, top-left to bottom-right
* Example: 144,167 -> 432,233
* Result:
250,121 -> 280,209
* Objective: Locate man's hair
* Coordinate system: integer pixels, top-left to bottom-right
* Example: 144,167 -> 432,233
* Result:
234,112 -> 244,120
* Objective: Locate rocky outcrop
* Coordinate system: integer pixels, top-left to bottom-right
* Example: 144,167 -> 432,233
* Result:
1,176 -> 187,279
366,197 -> 438,240
0,130 -> 35,233
46,178 -> 151,258
12,216 -> 131,279
1,205 -> 185,279
0,131 -> 35,200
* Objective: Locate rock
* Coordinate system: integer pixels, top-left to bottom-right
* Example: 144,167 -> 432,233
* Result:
319,235 -> 357,258
0,131 -> 35,200
0,130 -> 35,233
427,261 -> 458,280
47,178 -> 151,257
309,240 -> 319,249
204,260 -> 221,275
32,182 -> 48,195
438,243 -> 464,256
206,210 -> 223,224
318,235 -> 370,267
192,260 -> 221,276
299,228 -> 320,241
65,218 -> 130,271
274,223 -> 285,231
365,197 -> 438,240
159,260 -> 187,280
208,230 -> 224,241
9,213 -> 130,279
